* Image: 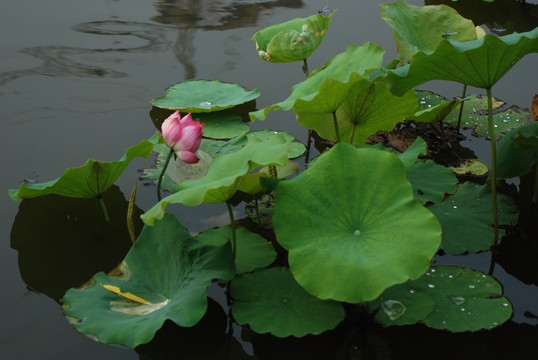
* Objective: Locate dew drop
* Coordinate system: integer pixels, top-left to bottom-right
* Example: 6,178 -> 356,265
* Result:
199,101 -> 212,107
453,205 -> 458,209
409,289 -> 416,294
382,300 -> 406,320
428,284 -> 435,289
502,303 -> 509,307
353,230 -> 361,236
451,296 -> 465,305
468,285 -> 475,289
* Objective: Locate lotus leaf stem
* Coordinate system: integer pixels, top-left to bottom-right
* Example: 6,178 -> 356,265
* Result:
332,111 -> 341,143
302,58 -> 310,78
99,196 -> 110,223
226,201 -> 237,259
157,148 -> 174,202
456,84 -> 467,131
486,87 -> 500,274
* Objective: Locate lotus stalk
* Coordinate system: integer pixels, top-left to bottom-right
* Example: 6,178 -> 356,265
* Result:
226,201 -> 237,259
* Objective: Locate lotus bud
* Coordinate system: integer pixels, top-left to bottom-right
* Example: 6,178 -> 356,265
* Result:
161,111 -> 204,164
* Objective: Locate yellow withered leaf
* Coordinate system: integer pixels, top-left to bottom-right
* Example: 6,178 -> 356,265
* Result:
102,284 -> 153,305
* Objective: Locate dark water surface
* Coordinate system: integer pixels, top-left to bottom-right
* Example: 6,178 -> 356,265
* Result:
2,0 -> 537,359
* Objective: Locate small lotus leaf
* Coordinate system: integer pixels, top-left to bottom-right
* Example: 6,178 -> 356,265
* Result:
252,12 -> 334,63
406,160 -> 458,204
273,144 -> 441,303
230,267 -> 345,337
297,80 -> 417,144
62,214 -> 235,348
496,122 -> 538,179
141,134 -> 292,225
407,98 -> 462,124
397,136 -> 428,167
381,0 -> 480,59
250,43 -> 385,120
151,80 -> 260,112
196,226 -> 277,274
385,28 -> 538,95
9,134 -> 158,200
427,182 -> 518,254
451,159 -> 489,177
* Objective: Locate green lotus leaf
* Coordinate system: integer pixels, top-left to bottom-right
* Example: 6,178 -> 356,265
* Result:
496,122 -> 538,179
406,160 -> 458,204
62,214 -> 235,348
192,112 -> 249,139
407,98 -> 462,124
273,144 -> 442,303
141,134 -> 292,225
250,43 -> 385,120
151,80 -> 260,112
385,28 -> 538,95
371,266 -> 512,332
196,226 -> 277,274
381,0 -> 481,59
246,130 -> 306,158
252,12 -> 334,63
9,134 -> 158,201
428,182 -> 518,254
443,94 -> 533,139
397,136 -> 427,167
230,267 -> 345,337
297,80 -> 417,144
451,159 -> 489,177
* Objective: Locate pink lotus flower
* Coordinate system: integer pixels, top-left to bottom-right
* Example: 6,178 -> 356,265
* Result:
161,111 -> 204,164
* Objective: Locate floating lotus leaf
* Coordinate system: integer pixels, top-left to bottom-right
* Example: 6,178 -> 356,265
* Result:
250,43 -> 385,120
273,144 -> 441,303
381,0 -> 481,59
62,214 -> 235,348
252,12 -> 334,63
297,79 -> 417,144
192,112 -> 249,139
141,134 -> 292,226
407,98 -> 462,124
230,267 -> 345,337
406,160 -> 458,204
496,122 -> 538,179
428,182 -> 518,254
151,80 -> 260,112
451,159 -> 489,177
372,266 -> 512,332
196,226 -> 276,274
9,134 -> 158,200
386,28 -> 538,95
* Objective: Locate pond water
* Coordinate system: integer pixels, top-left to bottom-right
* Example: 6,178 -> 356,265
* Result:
2,0 -> 537,359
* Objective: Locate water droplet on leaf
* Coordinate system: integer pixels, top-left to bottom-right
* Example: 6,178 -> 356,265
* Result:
382,300 -> 406,320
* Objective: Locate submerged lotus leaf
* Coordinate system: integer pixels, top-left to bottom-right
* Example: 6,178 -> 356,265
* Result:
230,267 -> 345,337
196,226 -> 277,274
62,214 -> 235,348
406,160 -> 458,204
273,144 -> 441,303
9,134 -> 158,201
381,0 -> 480,59
496,122 -> 538,179
141,134 -> 292,225
252,12 -> 334,63
250,43 -> 385,120
151,80 -> 260,112
297,80 -> 417,144
371,266 -> 512,332
428,182 -> 518,254
386,28 -> 538,95
192,112 -> 249,139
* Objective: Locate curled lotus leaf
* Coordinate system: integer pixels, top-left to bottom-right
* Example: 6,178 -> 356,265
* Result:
62,214 -> 235,348
381,0 -> 482,59
273,144 -> 441,303
151,80 -> 260,112
252,11 -> 334,63
385,27 -> 538,95
496,121 -> 538,179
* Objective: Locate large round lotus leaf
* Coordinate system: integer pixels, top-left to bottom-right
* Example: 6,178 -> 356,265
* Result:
416,266 -> 512,332
196,226 -> 277,274
386,28 -> 538,95
192,112 -> 249,139
427,182 -> 518,254
230,267 -> 345,337
297,80 -> 417,144
381,0 -> 480,59
252,12 -> 334,63
406,160 -> 458,204
496,122 -> 538,179
62,214 -> 235,348
9,134 -> 158,200
273,144 -> 442,303
141,134 -> 292,225
250,43 -> 385,120
150,80 -> 260,112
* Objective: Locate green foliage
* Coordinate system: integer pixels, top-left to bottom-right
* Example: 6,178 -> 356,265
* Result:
62,214 -> 235,348
496,122 -> 538,179
230,267 -> 345,337
273,144 -> 441,303
151,80 -> 260,112
252,12 -> 334,63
